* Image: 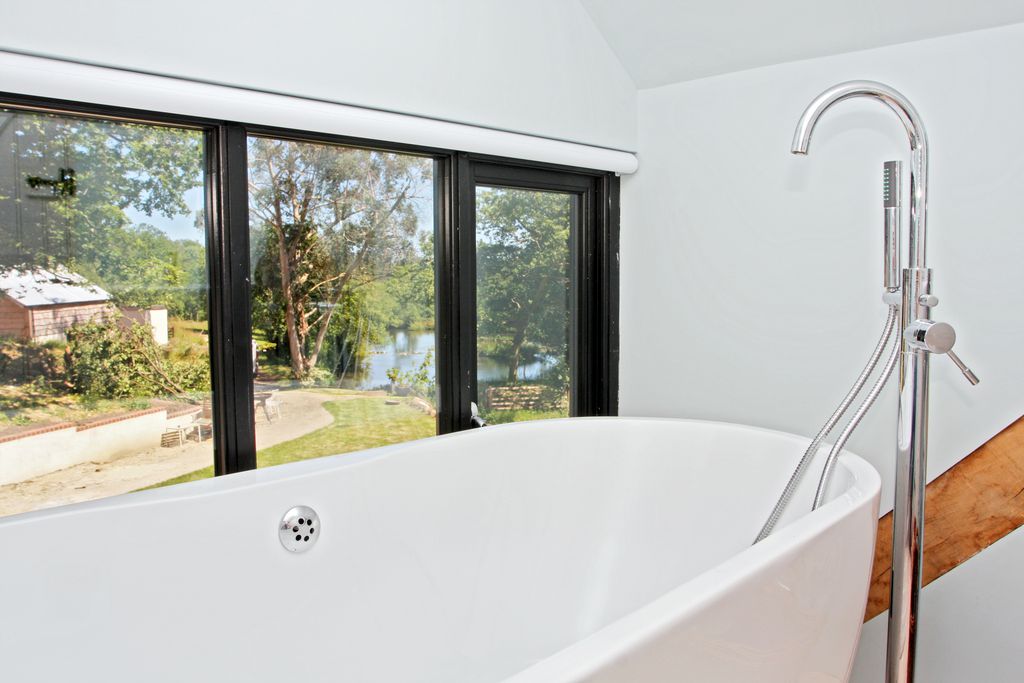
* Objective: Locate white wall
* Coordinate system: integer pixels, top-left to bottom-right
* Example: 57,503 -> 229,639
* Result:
0,0 -> 637,151
622,22 -> 1024,510
620,22 -> 1024,681
0,409 -> 168,485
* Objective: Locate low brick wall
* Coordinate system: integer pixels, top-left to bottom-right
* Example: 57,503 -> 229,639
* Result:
0,407 -> 177,486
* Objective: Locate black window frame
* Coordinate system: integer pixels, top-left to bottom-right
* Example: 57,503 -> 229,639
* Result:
0,91 -> 619,479
457,159 -> 618,423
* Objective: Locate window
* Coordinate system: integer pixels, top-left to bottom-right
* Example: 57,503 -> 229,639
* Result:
476,186 -> 573,423
0,107 -> 214,516
247,135 -> 437,467
0,96 -> 619,519
460,161 -> 618,426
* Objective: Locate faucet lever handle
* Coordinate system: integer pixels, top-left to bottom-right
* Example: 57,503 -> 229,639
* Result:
469,401 -> 488,428
946,349 -> 980,385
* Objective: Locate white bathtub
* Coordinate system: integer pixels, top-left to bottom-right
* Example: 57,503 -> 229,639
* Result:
0,417 -> 879,682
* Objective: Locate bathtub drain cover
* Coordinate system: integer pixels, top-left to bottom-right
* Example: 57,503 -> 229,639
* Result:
279,505 -> 320,553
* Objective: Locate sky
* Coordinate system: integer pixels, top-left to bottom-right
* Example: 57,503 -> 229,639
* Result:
123,186 -> 205,242
125,184 -> 436,246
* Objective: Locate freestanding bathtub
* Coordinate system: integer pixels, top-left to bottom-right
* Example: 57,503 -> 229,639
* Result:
0,417 -> 879,682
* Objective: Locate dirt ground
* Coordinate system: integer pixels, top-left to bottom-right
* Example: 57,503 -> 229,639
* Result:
0,389 -> 334,517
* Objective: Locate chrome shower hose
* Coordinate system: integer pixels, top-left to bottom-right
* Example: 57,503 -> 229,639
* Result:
754,304 -> 899,543
812,324 -> 901,509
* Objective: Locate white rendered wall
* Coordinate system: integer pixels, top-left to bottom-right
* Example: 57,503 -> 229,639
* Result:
622,22 -> 1024,510
0,0 -> 637,151
620,23 -> 1024,680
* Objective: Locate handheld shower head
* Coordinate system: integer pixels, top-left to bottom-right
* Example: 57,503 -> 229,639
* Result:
883,161 -> 903,291
883,160 -> 901,209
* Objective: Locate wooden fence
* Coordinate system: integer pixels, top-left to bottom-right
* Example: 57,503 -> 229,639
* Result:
483,384 -> 566,412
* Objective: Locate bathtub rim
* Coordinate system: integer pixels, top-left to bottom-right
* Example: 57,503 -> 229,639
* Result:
0,416 -> 879,529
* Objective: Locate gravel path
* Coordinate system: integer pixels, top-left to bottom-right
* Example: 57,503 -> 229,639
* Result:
0,389 -> 337,517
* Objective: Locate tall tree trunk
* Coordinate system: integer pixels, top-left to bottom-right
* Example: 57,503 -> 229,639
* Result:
507,322 -> 527,384
306,241 -> 372,371
505,273 -> 552,384
265,161 -> 310,381
308,301 -> 336,373
277,230 -> 306,379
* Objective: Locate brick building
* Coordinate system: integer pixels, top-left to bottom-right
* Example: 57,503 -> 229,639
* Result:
0,266 -> 113,343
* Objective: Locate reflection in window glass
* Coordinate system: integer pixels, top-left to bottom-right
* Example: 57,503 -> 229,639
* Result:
0,109 -> 212,516
247,137 -> 437,466
476,186 -> 572,424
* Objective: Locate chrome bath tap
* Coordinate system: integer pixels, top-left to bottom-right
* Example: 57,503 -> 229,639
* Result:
789,81 -> 978,683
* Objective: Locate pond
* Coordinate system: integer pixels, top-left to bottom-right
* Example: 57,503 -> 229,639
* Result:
340,329 -> 559,390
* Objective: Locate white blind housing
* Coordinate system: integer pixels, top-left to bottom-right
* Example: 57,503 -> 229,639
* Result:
0,51 -> 638,175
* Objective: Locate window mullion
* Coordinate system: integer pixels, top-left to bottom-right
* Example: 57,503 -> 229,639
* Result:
598,174 -> 620,416
207,123 -> 256,474
436,153 -> 477,433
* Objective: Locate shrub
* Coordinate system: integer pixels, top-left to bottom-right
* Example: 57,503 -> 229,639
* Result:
0,339 -> 62,384
394,349 -> 435,401
299,366 -> 334,387
66,317 -> 210,399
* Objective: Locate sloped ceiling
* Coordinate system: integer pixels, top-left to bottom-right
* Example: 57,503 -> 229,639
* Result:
580,0 -> 1024,88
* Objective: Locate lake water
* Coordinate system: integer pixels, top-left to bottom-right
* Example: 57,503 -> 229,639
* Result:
341,329 -> 558,390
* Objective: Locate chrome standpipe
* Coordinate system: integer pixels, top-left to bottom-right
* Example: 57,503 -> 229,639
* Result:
890,265 -> 931,683
790,81 -> 979,683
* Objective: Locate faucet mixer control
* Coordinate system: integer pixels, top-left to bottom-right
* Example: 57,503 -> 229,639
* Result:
905,319 -> 980,385
905,319 -> 954,353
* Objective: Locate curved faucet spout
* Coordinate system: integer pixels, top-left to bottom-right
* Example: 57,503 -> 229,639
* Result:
791,80 -> 929,268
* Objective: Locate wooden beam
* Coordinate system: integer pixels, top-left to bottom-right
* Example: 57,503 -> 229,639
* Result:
865,415 -> 1024,621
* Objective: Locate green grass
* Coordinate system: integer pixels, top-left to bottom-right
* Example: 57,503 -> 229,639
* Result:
167,318 -> 210,359
253,355 -> 296,381
481,408 -> 567,425
146,394 -> 436,489
259,395 -> 435,467
170,318 -> 208,334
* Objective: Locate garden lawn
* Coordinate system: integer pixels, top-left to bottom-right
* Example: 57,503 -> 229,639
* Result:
147,394 -> 435,488
482,408 -> 567,424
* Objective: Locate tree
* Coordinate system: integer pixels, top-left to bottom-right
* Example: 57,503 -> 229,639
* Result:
248,137 -> 429,379
82,223 -> 208,318
363,230 -> 435,329
0,111 -> 207,315
476,188 -> 570,383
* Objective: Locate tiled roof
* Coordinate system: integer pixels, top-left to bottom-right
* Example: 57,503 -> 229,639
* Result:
0,266 -> 111,307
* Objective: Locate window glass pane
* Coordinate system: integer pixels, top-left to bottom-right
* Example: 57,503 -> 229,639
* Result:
0,108 -> 213,517
247,136 -> 436,466
476,186 -> 572,424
